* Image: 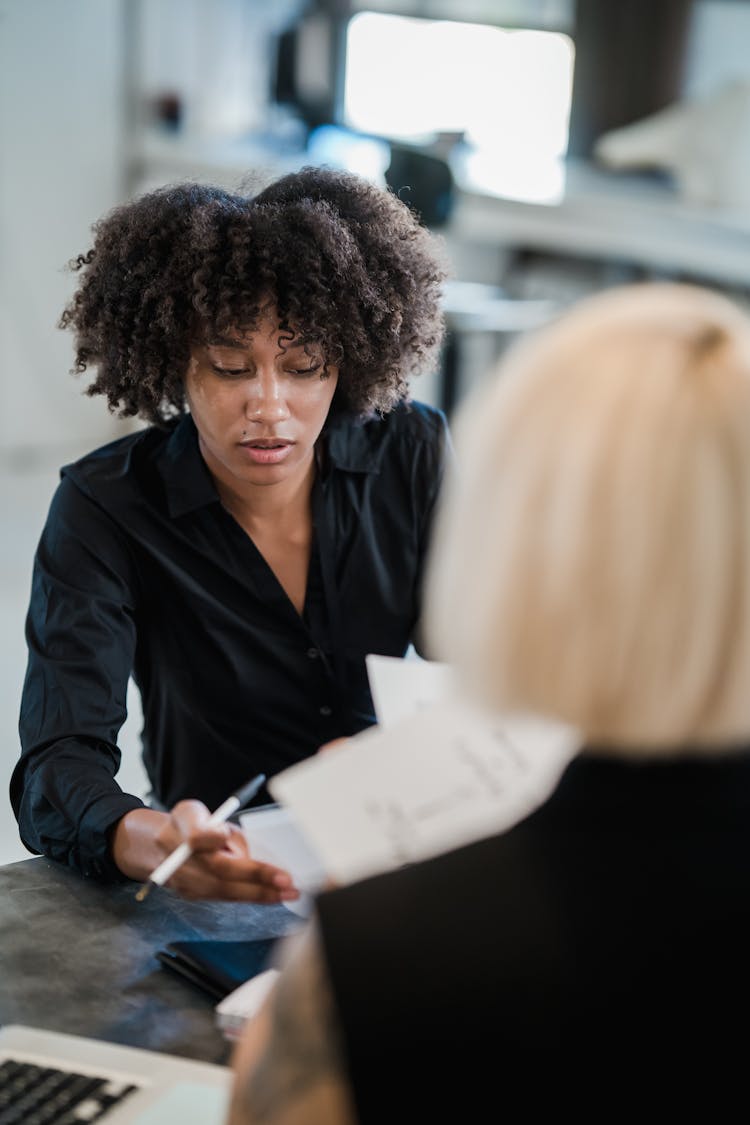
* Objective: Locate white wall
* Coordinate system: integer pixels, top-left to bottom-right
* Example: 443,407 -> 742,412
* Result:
133,0 -> 304,139
0,0 -> 132,456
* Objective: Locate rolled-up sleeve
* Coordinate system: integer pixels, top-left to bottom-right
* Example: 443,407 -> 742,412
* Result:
11,475 -> 146,879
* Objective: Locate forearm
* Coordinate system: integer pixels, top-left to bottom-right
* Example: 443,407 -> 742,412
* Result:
16,477 -> 143,877
10,740 -> 145,880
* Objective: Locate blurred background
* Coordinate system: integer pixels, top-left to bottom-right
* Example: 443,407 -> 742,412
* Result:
2,0 -> 750,862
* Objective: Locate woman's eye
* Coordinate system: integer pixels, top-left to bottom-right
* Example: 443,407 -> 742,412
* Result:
212,365 -> 249,377
289,363 -> 322,378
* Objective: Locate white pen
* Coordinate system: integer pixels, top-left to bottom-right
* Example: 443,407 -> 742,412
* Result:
135,772 -> 267,902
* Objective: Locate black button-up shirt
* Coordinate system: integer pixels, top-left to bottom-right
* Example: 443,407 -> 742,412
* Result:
12,402 -> 450,879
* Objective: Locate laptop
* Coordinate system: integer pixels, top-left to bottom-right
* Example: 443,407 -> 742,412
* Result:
0,1024 -> 231,1123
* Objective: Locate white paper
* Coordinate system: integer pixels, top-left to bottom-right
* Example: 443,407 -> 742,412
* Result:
215,968 -> 280,1040
270,697 -> 580,886
240,803 -> 327,917
365,653 -> 455,728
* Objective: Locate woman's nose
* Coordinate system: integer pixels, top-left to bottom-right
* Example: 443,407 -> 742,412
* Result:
244,373 -> 290,422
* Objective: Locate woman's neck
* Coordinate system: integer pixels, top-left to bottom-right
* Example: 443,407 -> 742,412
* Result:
213,457 -> 316,535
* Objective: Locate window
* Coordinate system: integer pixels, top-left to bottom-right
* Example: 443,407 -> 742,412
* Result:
343,12 -> 575,203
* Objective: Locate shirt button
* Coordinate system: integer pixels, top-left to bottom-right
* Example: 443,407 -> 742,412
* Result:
307,647 -> 319,659
319,705 -> 332,717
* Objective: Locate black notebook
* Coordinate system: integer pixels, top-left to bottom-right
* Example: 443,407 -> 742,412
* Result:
156,938 -> 278,1001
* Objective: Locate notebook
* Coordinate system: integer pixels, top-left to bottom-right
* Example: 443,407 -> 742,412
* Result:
0,1024 -> 231,1123
156,937 -> 278,1001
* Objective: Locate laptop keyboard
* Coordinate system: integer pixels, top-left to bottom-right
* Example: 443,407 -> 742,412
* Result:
0,1058 -> 140,1123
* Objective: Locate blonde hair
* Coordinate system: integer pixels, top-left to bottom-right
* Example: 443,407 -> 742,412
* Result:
425,283 -> 750,753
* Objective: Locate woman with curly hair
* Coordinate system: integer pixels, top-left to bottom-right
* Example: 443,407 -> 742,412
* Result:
11,166 -> 450,902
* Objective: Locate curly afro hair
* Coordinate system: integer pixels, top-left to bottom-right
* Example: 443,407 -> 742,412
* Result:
59,166 -> 449,425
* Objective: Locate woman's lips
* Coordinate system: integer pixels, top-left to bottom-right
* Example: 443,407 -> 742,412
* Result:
238,439 -> 294,465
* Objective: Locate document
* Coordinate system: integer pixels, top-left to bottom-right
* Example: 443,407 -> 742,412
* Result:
240,803 -> 327,917
239,655 -> 455,908
269,696 -> 580,886
365,652 -> 455,728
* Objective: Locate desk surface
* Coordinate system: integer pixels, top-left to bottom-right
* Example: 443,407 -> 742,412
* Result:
0,857 -> 301,1065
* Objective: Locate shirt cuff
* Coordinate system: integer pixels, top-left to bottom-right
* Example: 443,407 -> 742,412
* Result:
77,792 -> 147,882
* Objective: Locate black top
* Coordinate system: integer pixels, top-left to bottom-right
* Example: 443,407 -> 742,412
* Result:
12,402 -> 450,880
317,748 -> 750,1121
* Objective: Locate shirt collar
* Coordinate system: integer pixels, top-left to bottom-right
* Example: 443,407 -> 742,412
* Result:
321,411 -> 383,476
157,415 -> 219,518
157,410 -> 381,518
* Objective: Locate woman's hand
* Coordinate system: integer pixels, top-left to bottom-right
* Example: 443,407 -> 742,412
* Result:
111,803 -> 299,903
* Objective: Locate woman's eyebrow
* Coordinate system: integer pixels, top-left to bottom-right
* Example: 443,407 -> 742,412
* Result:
205,335 -> 247,348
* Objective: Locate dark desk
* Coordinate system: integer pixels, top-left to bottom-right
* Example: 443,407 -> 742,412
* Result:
0,857 -> 302,1065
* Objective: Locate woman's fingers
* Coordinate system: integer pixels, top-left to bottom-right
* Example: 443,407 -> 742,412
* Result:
169,856 -> 300,903
164,798 -> 214,842
159,802 -> 300,902
159,800 -> 249,857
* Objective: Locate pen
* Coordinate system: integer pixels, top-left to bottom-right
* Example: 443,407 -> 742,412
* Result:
135,772 -> 267,902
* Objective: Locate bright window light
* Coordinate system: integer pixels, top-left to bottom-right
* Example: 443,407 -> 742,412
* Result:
344,13 -> 575,203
